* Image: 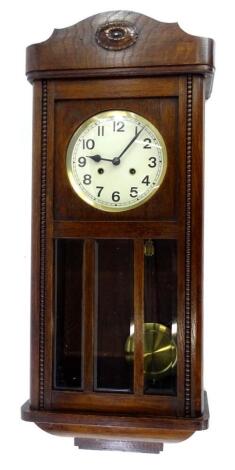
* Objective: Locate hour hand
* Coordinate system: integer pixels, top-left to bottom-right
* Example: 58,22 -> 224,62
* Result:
86,154 -> 113,163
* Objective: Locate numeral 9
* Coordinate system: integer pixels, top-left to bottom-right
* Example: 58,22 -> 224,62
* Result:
78,157 -> 86,167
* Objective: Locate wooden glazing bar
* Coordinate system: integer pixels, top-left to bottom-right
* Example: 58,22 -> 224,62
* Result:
53,220 -> 179,240
82,239 -> 95,392
134,239 -> 145,395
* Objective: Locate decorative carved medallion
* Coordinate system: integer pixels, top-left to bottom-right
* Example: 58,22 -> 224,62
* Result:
95,21 -> 138,50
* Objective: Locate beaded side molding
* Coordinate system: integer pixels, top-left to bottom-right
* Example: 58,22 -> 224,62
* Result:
184,75 -> 193,417
39,80 -> 48,409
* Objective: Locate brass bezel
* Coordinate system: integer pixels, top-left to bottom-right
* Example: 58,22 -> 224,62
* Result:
66,110 -> 168,212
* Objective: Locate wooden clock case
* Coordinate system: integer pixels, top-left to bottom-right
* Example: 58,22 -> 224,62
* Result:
21,11 -> 215,453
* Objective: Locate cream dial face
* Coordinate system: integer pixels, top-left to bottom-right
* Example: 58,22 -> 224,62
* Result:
66,110 -> 167,212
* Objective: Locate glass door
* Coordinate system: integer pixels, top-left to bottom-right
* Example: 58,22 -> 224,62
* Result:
54,238 -> 177,397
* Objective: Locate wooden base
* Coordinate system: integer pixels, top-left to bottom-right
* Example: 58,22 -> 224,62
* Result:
21,392 -> 209,451
74,438 -> 163,453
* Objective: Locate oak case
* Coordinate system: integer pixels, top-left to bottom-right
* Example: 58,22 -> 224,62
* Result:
21,10 -> 215,453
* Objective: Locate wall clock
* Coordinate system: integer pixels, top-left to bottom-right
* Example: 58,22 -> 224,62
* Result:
21,11 -> 215,454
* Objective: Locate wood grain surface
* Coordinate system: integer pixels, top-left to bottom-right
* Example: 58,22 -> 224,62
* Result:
26,10 -> 214,98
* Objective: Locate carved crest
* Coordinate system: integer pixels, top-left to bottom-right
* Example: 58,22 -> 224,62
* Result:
95,21 -> 138,50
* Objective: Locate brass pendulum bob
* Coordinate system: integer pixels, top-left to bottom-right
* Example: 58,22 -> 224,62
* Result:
125,322 -> 177,379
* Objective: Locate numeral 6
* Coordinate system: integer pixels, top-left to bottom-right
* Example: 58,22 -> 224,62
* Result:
112,191 -> 120,202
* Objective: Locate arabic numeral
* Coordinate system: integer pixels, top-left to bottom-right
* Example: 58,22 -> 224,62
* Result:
82,139 -> 95,150
143,138 -> 152,149
113,121 -> 125,132
130,187 -> 138,198
112,191 -> 120,202
78,157 -> 86,167
148,157 -> 157,168
83,174 -> 92,185
97,126 -> 104,136
141,175 -> 150,186
96,186 -> 104,197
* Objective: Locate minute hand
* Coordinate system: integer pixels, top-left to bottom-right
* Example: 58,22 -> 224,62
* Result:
112,127 -> 145,165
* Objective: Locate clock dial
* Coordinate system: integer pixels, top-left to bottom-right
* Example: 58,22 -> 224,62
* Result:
66,110 -> 167,212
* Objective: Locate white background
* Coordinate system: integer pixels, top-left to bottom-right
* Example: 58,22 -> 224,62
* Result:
1,0 -> 235,467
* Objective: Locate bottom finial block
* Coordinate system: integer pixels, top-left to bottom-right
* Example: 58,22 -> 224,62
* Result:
74,438 -> 163,454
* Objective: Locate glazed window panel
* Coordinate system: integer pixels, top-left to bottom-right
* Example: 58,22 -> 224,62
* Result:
94,239 -> 134,392
54,239 -> 84,390
143,239 -> 177,395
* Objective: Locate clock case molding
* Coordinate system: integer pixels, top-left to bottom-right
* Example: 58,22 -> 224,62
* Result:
21,11 -> 215,452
